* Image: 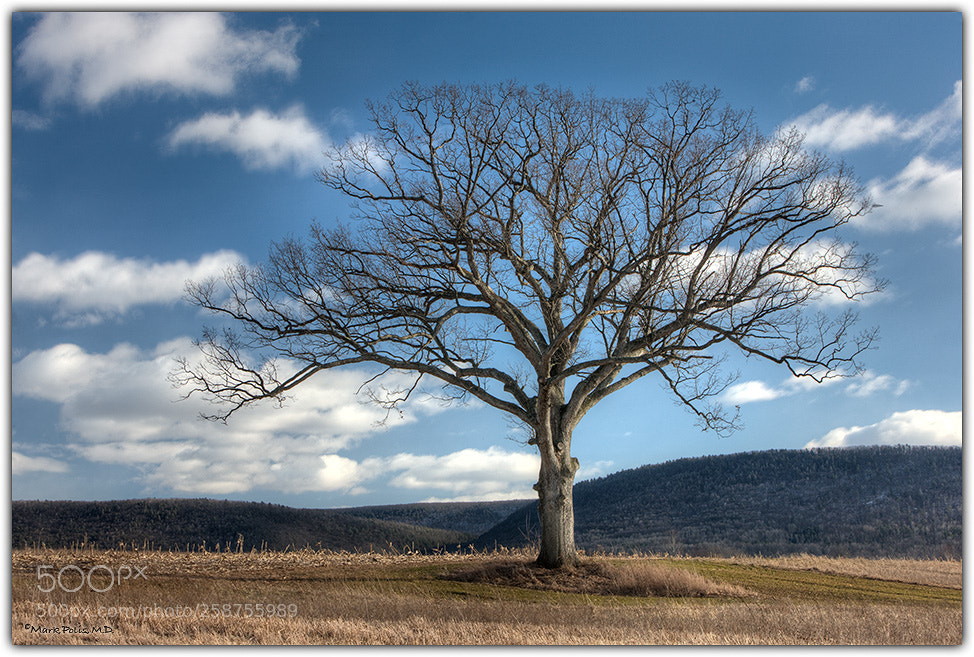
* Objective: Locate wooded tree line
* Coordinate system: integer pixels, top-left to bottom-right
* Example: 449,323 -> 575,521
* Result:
478,445 -> 961,559
11,498 -> 469,552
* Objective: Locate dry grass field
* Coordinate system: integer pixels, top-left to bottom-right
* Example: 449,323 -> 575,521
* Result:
11,547 -> 961,645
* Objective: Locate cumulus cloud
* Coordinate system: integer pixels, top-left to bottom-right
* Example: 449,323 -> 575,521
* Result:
785,83 -> 961,233
857,156 -> 962,231
805,409 -> 961,448
12,249 -> 244,325
787,81 -> 961,152
11,338 -> 532,499
722,369 -> 907,406
662,238 -> 883,318
379,447 -> 540,501
166,105 -> 329,173
12,451 -> 69,474
16,12 -> 301,108
791,240 -> 885,307
11,339 -> 370,477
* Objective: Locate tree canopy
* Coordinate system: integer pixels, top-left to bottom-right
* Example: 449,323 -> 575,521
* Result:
175,81 -> 882,567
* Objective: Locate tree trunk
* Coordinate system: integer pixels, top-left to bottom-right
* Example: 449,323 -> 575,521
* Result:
533,376 -> 580,568
534,447 -> 580,568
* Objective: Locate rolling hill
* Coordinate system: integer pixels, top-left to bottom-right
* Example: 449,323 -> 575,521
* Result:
11,498 -> 473,552
476,445 -> 961,558
340,500 -> 530,536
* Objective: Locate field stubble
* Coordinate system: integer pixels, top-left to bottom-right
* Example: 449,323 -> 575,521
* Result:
10,547 -> 961,645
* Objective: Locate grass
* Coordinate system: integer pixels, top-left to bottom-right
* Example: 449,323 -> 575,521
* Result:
10,547 -> 962,645
721,553 -> 962,589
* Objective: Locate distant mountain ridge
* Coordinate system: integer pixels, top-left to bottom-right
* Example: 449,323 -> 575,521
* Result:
13,446 -> 961,559
11,498 -> 474,552
477,445 -> 961,559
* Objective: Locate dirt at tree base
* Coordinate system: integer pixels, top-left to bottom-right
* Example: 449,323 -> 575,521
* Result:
443,558 -> 750,598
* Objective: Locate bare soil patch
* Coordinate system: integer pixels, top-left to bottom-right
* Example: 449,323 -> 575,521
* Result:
444,558 -> 750,598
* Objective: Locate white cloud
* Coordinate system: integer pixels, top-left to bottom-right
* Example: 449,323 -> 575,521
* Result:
10,338 -> 482,497
12,451 -> 69,474
379,446 -> 540,501
857,156 -> 962,231
784,83 -> 961,233
900,80 -> 962,147
844,370 -> 910,398
794,76 -> 815,94
787,81 -> 961,152
789,103 -> 900,151
722,380 -> 785,405
316,455 -> 370,493
12,249 -> 244,325
577,459 -> 614,481
166,105 -> 330,173
660,237 -> 883,319
791,240 -> 885,307
722,368 -> 907,406
17,12 -> 301,108
805,409 -> 961,448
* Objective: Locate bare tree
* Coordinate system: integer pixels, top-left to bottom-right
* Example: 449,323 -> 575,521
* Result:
174,81 -> 881,568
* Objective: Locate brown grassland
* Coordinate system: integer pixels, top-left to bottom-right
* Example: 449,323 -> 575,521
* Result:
11,547 -> 962,645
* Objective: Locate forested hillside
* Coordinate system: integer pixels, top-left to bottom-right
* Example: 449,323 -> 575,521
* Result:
11,498 -> 471,552
341,500 -> 530,536
477,445 -> 961,559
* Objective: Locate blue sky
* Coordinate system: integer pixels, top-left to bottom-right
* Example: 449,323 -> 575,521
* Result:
8,10 -> 962,508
